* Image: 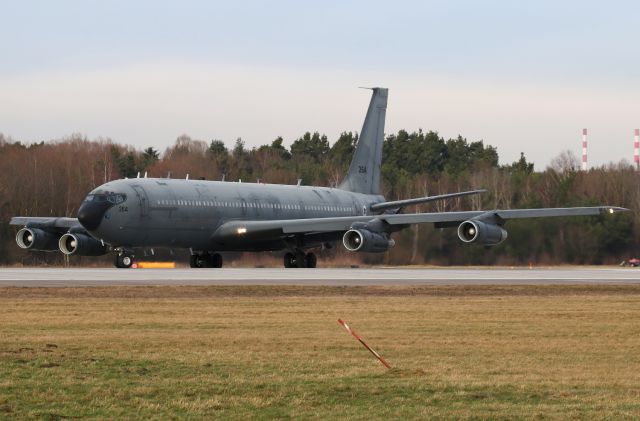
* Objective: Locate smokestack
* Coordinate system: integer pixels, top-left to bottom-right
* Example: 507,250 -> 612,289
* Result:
635,129 -> 639,171
581,128 -> 588,171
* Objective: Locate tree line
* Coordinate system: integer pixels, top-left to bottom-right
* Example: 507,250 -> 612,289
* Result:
0,130 -> 636,266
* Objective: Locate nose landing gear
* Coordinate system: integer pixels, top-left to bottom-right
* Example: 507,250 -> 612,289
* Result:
114,251 -> 134,268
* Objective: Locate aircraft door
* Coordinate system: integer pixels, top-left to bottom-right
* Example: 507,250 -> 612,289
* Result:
131,185 -> 150,218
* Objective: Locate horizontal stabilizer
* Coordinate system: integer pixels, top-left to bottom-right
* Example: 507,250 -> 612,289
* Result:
370,189 -> 487,212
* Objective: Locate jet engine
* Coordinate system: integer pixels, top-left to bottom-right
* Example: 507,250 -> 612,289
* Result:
343,229 -> 395,253
15,228 -> 59,251
59,233 -> 108,256
457,220 -> 508,246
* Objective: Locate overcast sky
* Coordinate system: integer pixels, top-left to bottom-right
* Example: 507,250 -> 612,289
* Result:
1,1 -> 639,168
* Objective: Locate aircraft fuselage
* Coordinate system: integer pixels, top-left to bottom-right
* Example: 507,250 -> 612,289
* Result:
82,178 -> 384,252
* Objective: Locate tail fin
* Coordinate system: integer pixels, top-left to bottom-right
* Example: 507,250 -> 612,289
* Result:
339,87 -> 388,195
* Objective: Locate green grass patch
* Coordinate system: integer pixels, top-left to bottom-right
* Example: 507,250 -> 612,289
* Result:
1,285 -> 639,419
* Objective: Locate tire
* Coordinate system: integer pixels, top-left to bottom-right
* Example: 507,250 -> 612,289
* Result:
284,252 -> 295,268
305,252 -> 317,268
211,253 -> 223,268
295,252 -> 306,268
114,253 -> 134,269
190,254 -> 204,268
191,253 -> 222,268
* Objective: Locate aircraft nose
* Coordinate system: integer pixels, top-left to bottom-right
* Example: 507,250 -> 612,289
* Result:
77,201 -> 112,231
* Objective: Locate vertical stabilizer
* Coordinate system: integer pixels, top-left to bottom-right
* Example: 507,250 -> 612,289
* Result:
339,87 -> 387,195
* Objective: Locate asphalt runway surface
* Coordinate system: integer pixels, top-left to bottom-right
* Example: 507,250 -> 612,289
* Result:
0,267 -> 639,287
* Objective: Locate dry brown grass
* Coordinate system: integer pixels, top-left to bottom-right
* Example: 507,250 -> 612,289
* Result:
1,285 -> 639,419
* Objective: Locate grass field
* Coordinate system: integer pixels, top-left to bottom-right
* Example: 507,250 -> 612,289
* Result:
1,285 -> 640,420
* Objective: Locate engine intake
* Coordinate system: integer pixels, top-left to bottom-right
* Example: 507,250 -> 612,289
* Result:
16,228 -> 59,251
59,233 -> 108,256
343,229 -> 395,253
457,220 -> 508,246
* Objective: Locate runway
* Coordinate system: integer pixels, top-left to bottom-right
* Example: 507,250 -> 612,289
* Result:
0,267 -> 639,287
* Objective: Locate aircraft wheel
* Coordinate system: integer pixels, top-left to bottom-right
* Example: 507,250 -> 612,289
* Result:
191,253 -> 222,268
190,254 -> 206,268
284,252 -> 295,268
211,253 -> 223,268
114,253 -> 134,269
305,252 -> 317,268
295,252 -> 306,268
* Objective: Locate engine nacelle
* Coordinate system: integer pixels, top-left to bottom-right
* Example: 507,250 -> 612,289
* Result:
16,228 -> 59,251
343,229 -> 395,253
59,233 -> 108,256
457,220 -> 508,246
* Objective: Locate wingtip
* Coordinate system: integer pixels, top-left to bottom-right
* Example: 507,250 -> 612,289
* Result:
604,206 -> 629,214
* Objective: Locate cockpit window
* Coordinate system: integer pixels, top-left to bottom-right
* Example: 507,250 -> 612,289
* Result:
107,194 -> 126,204
84,193 -> 126,204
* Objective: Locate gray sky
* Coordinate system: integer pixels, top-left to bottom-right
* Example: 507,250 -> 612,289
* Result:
1,1 -> 639,168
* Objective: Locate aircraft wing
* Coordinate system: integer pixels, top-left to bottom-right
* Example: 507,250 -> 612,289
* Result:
212,206 -> 626,241
385,206 -> 625,225
9,217 -> 80,232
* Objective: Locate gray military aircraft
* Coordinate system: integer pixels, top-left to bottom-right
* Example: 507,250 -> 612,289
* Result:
11,87 -> 626,268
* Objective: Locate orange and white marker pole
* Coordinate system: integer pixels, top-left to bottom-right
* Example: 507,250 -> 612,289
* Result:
338,319 -> 391,369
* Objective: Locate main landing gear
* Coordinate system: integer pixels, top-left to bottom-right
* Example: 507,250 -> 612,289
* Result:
114,250 -> 134,268
283,251 -> 317,268
190,252 -> 223,268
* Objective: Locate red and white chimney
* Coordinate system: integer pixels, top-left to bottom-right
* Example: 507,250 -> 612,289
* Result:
581,128 -> 588,171
634,129 -> 639,170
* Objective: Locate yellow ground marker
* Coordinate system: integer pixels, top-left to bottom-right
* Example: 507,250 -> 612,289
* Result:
133,262 -> 176,269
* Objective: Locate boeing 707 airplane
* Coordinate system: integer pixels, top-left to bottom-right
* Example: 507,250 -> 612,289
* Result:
10,88 -> 626,268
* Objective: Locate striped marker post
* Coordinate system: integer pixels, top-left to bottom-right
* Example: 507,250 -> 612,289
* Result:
581,128 -> 588,171
634,129 -> 639,171
338,319 -> 391,369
